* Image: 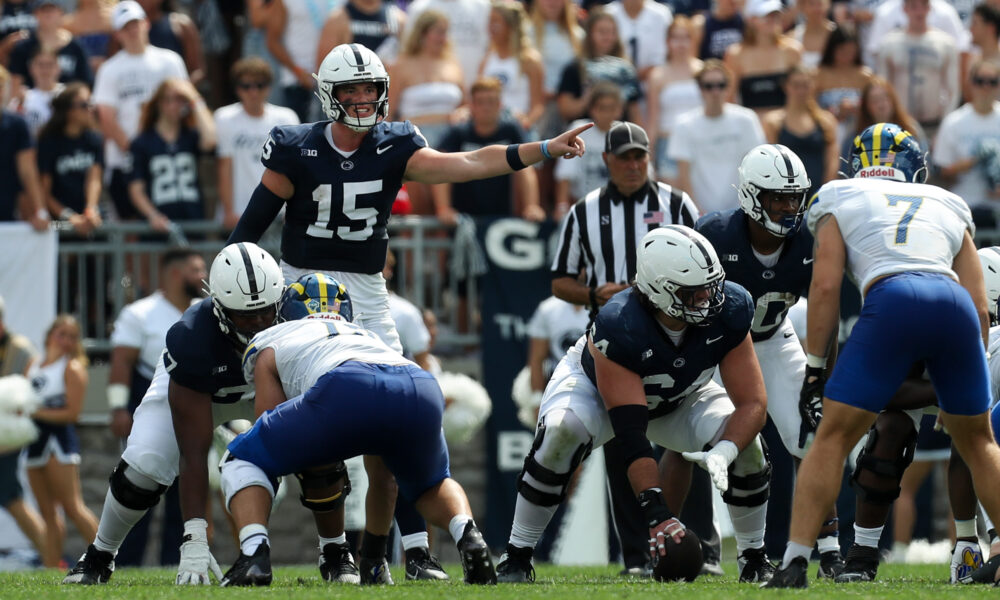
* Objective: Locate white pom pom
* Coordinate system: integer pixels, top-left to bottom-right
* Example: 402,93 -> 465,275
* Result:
510,367 -> 543,430
0,375 -> 42,415
437,372 -> 492,445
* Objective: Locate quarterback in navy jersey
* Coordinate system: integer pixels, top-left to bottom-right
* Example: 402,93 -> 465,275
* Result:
227,42 -> 590,354
64,244 -> 340,587
496,226 -> 775,584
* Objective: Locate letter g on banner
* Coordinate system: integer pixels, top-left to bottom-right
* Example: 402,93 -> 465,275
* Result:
485,219 -> 544,271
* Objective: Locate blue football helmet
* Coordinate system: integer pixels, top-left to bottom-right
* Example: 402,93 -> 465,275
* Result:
278,273 -> 353,323
850,123 -> 927,183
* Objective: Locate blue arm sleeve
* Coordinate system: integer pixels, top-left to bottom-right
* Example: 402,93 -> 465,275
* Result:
226,182 -> 286,244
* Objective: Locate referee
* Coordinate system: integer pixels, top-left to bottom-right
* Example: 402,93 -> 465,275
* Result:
548,121 -> 715,575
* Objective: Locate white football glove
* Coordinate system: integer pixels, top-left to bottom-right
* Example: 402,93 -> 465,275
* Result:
176,518 -> 224,585
682,441 -> 739,492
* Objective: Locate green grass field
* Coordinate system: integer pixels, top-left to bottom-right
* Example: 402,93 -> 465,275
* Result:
1,563 -> 997,599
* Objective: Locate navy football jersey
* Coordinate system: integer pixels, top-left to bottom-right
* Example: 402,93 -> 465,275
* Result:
37,130 -> 104,213
129,128 -> 203,221
581,282 -> 754,418
262,120 -> 427,273
162,299 -> 251,404
697,209 -> 813,342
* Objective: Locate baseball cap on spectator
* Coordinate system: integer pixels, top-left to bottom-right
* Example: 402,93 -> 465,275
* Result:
29,0 -> 63,11
745,0 -> 783,17
605,121 -> 649,155
112,0 -> 147,31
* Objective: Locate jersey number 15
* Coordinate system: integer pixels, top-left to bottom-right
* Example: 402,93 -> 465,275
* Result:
307,181 -> 382,241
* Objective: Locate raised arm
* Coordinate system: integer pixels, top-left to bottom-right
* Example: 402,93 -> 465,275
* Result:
404,122 -> 592,184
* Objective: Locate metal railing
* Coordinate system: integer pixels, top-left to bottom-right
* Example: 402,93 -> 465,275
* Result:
56,218 -> 479,354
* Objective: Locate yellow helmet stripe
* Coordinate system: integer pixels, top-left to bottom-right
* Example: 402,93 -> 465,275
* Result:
871,123 -> 884,165
855,134 -> 870,168
315,272 -> 328,312
893,129 -> 910,147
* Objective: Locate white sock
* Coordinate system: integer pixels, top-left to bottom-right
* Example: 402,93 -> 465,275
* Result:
240,524 -> 269,555
448,514 -> 472,543
728,502 -> 767,554
508,494 -> 559,550
816,534 -> 840,554
781,542 -> 812,569
401,532 -> 429,551
93,488 -> 147,555
319,534 -> 347,549
956,518 -> 978,540
854,525 -> 883,548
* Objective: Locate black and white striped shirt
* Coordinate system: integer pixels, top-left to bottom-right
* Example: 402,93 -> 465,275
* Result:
551,181 -> 699,287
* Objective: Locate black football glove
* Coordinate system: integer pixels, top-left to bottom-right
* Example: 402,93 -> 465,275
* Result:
798,365 -> 826,448
639,488 -> 685,558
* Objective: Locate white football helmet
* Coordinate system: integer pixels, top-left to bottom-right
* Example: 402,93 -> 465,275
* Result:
205,242 -> 284,348
979,246 -> 1000,321
635,226 -> 726,325
314,43 -> 389,132
737,144 -> 811,237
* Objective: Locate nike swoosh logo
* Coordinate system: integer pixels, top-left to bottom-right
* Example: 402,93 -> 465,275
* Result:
784,332 -> 795,338
376,145 -> 392,155
706,336 -> 724,345
803,257 -> 814,264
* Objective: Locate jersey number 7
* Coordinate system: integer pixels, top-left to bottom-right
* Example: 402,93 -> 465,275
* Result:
885,194 -> 924,245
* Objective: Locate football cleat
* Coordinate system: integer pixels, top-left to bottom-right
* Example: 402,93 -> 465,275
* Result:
959,554 -> 1000,584
620,563 -> 653,578
359,556 -> 394,585
405,547 -> 449,581
496,544 -> 535,583
951,541 -> 985,583
457,521 -> 497,584
738,547 -> 776,583
834,544 -> 880,583
761,556 -> 809,589
817,549 -> 846,579
62,545 -> 114,585
319,541 -> 360,584
221,542 -> 272,587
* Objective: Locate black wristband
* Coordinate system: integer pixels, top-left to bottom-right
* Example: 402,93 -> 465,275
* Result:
506,144 -> 527,171
638,488 -> 674,528
589,288 -> 598,312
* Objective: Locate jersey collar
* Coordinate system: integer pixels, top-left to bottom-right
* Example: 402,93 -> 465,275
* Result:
604,180 -> 654,205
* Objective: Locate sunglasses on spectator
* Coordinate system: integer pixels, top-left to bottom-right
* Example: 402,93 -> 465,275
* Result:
71,101 -> 92,109
700,81 -> 728,90
973,76 -> 1000,88
237,81 -> 269,90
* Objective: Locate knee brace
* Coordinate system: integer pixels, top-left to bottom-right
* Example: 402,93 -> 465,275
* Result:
220,452 -> 279,512
516,419 -> 592,507
295,461 -> 351,513
722,436 -> 771,507
109,460 -> 167,511
851,413 -> 918,505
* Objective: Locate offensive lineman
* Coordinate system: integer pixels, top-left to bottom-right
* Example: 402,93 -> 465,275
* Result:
217,274 -> 496,586
690,144 -> 845,577
496,226 -> 774,583
226,43 -> 591,579
766,123 -> 1000,588
62,244 -> 347,586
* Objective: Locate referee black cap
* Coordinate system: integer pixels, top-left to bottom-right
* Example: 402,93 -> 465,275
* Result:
605,121 -> 649,155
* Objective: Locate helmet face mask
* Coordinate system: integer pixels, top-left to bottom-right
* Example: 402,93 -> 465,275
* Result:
635,226 -> 727,325
737,144 -> 811,238
315,44 -> 389,132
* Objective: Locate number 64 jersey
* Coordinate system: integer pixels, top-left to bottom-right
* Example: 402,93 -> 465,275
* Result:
262,120 -> 427,274
806,178 -> 975,293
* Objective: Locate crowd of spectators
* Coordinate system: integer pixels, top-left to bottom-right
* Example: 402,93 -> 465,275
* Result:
2,0 -> 1000,234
